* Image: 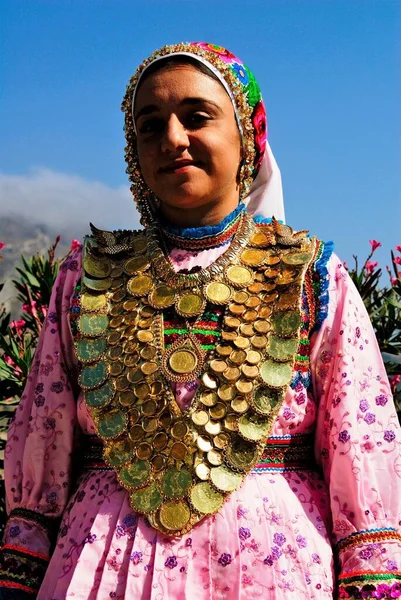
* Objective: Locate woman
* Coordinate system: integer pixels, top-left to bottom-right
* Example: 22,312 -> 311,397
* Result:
1,42 -> 400,600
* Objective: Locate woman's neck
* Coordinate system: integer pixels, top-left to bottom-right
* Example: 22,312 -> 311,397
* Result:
159,195 -> 240,228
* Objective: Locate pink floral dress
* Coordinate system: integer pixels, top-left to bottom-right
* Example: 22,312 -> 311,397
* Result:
1,239 -> 401,600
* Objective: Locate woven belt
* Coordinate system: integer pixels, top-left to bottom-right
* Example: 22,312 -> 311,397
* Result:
81,433 -> 316,473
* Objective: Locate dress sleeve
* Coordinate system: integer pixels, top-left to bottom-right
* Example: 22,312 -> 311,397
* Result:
0,250 -> 82,598
311,254 -> 401,599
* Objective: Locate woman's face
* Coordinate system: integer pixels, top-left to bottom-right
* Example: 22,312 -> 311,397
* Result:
134,63 -> 242,217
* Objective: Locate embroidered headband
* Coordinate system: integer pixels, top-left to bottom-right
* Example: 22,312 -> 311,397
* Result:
121,42 -> 268,225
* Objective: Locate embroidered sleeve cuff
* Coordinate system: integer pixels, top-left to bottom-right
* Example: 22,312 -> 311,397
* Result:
0,544 -> 50,596
336,528 -> 401,598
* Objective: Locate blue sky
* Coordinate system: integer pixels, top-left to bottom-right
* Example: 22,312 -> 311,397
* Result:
1,0 -> 400,272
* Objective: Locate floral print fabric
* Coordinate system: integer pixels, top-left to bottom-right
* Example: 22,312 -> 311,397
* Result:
2,245 -> 401,599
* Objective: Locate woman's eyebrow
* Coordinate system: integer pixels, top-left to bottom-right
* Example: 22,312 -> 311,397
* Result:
135,97 -> 222,121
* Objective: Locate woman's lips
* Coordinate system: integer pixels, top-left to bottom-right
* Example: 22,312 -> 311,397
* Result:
160,161 -> 198,174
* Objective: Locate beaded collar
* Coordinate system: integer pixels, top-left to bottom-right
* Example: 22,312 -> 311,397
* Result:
159,204 -> 245,251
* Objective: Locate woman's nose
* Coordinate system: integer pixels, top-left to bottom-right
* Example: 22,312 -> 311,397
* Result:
161,115 -> 189,153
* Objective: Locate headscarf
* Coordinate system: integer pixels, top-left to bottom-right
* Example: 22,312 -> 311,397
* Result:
121,42 -> 285,226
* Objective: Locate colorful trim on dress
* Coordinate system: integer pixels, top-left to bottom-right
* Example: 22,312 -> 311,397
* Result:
164,307 -> 224,351
0,544 -> 49,596
82,435 -> 112,471
338,571 -> 401,598
161,204 -> 245,250
8,508 -> 58,536
69,282 -> 81,336
336,527 -> 401,553
311,240 -> 334,331
249,434 -> 315,472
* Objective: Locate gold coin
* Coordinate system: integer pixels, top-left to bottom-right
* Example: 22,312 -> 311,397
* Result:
249,230 -> 270,247
109,303 -> 123,317
152,454 -> 166,471
200,390 -> 218,407
246,349 -> 261,365
109,315 -> 125,329
110,265 -> 124,278
110,277 -> 124,290
149,284 -> 176,309
204,281 -> 232,305
197,435 -> 213,452
142,399 -> 158,416
282,251 -> 312,265
226,265 -> 253,287
241,364 -> 259,379
153,432 -> 168,451
276,291 -> 298,310
235,379 -> 254,395
240,323 -> 254,337
252,385 -> 280,415
124,255 -> 150,274
254,272 -> 264,282
238,414 -> 270,442
272,310 -> 301,336
265,254 -> 281,265
226,436 -> 258,470
258,305 -> 273,319
229,303 -> 245,316
217,384 -> 236,401
224,316 -> 241,329
137,329 -> 154,343
109,361 -> 124,377
170,441 -> 187,460
207,449 -> 223,466
127,274 -> 153,297
224,414 -> 238,431
210,359 -> 227,374
115,376 -> 129,391
140,345 -> 156,360
243,309 -> 258,322
159,412 -> 172,428
254,320 -> 271,334
134,382 -> 150,398
150,380 -> 163,395
192,410 -> 209,426
210,465 -> 242,492
264,267 -> 280,279
195,462 -> 210,480
142,417 -> 158,433
205,420 -> 221,436
107,330 -> 121,345
214,432 -> 231,449
138,318 -> 152,329
268,336 -> 299,361
262,291 -> 279,304
123,298 -> 139,311
132,236 -> 147,253
223,366 -> 241,382
136,442 -> 153,460
80,292 -> 108,312
176,292 -> 204,317
209,402 -> 227,420
140,305 -> 155,318
216,344 -> 232,357
221,330 -> 237,341
159,501 -> 191,531
190,482 -> 224,514
247,282 -> 265,294
124,354 -> 139,368
251,335 -> 268,349
124,313 -> 137,326
128,408 -> 140,425
264,282 -> 277,292
233,336 -> 250,349
260,360 -> 293,387
108,345 -> 123,361
232,290 -> 249,303
231,397 -> 249,413
127,368 -> 142,383
240,248 -> 267,266
230,349 -> 247,365
119,390 -> 136,407
83,255 -> 112,278
169,349 -> 198,374
141,361 -> 158,376
202,372 -> 218,389
245,296 -> 261,308
171,421 -> 189,439
111,288 -> 126,302
129,425 -> 145,442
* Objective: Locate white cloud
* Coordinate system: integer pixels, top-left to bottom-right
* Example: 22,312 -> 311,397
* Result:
0,168 -> 141,236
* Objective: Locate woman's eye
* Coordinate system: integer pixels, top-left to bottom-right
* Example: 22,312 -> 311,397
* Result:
187,113 -> 210,127
138,118 -> 163,135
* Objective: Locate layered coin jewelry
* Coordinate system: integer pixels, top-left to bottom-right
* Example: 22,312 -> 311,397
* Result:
76,217 -> 317,536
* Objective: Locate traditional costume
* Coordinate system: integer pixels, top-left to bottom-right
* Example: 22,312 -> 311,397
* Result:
1,43 -> 400,600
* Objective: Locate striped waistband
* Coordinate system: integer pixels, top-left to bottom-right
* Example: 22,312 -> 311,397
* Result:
81,433 -> 316,473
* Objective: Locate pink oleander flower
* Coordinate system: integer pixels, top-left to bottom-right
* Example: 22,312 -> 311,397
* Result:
396,245 -> 401,253
70,238 -> 81,252
394,256 -> 401,265
390,375 -> 401,394
369,239 -> 382,252
56,235 -> 61,244
10,319 -> 26,333
22,301 -> 37,314
0,242 -> 5,251
4,355 -> 15,367
365,260 -> 378,275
